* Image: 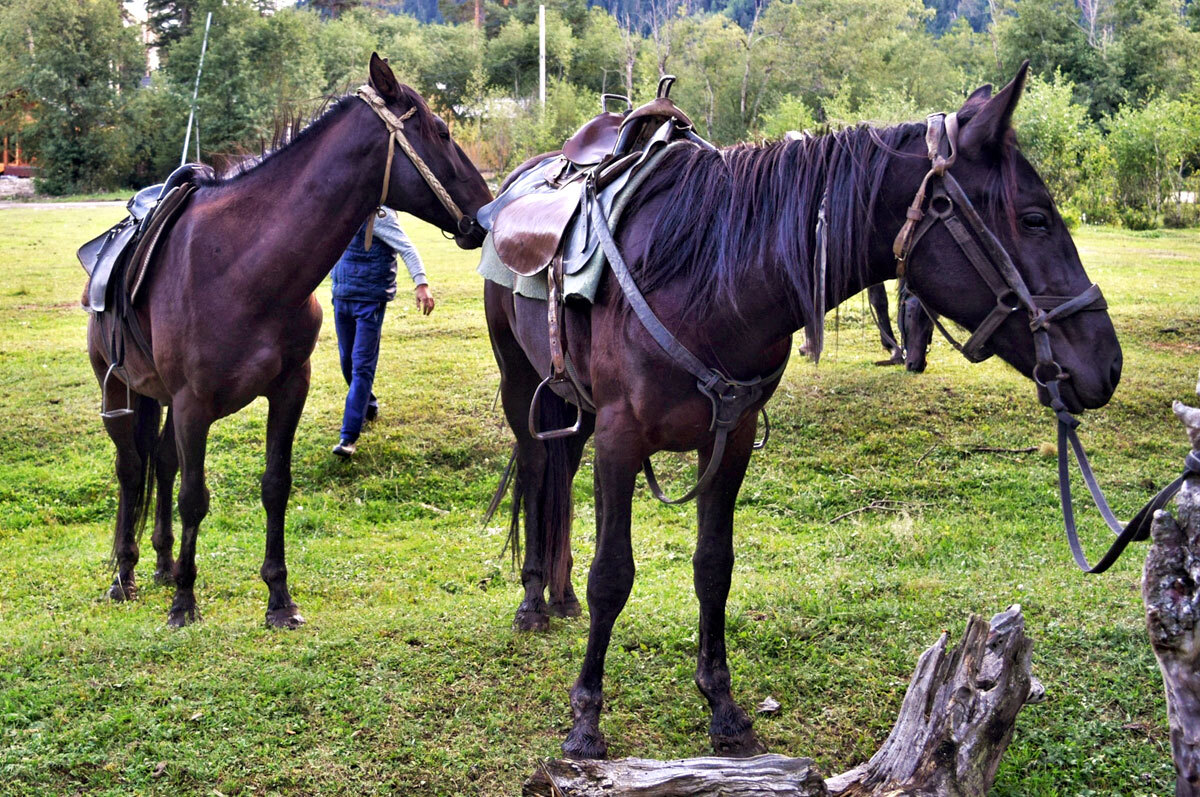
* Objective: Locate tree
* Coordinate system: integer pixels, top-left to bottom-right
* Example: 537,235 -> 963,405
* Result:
1012,70 -> 1098,205
0,0 -> 146,193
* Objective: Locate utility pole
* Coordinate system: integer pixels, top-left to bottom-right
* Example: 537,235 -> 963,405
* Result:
180,11 -> 212,167
538,4 -> 546,109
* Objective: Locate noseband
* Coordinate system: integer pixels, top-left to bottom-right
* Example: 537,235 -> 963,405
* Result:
355,85 -> 484,247
895,112 -> 1199,573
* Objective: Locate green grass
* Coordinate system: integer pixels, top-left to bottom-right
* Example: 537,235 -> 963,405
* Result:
5,191 -> 129,203
0,207 -> 1197,796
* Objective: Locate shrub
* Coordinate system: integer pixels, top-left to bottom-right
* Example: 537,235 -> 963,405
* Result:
1119,207 -> 1158,230
1162,203 -> 1200,229
1058,203 -> 1082,230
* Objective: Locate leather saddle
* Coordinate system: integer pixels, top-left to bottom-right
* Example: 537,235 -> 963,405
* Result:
79,163 -> 211,312
485,76 -> 712,279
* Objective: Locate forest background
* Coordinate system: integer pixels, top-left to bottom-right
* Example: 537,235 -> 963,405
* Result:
2,0 -> 1200,228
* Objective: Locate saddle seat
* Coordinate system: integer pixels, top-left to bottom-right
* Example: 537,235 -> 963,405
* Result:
485,76 -> 710,279
79,163 -> 212,313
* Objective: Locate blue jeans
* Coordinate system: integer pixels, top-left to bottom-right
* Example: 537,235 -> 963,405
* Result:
333,299 -> 386,443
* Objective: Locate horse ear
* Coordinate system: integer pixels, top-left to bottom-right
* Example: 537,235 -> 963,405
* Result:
956,83 -> 993,124
368,52 -> 402,102
958,61 -> 1029,155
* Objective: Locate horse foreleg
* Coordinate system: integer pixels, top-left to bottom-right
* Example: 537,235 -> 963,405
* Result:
563,423 -> 639,760
693,419 -> 766,757
152,408 -> 178,585
904,292 -> 934,373
260,365 -> 309,629
168,398 -> 212,627
867,283 -> 903,364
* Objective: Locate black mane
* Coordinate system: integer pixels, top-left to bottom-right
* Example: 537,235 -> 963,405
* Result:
624,123 -> 926,350
198,84 -> 440,188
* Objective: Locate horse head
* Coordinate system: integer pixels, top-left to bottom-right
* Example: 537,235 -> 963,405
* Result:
896,63 -> 1121,414
365,53 -> 492,249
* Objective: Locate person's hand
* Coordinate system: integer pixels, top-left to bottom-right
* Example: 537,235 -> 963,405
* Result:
415,284 -> 435,315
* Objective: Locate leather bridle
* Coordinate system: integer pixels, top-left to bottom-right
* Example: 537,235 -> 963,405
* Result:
895,111 -> 1199,573
355,84 -> 484,247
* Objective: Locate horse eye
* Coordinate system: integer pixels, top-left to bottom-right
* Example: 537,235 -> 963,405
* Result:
1021,212 -> 1048,231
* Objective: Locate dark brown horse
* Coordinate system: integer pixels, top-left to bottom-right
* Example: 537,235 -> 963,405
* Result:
484,65 -> 1121,757
89,54 -> 491,628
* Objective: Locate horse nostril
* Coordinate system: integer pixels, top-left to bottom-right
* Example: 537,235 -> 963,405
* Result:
1109,355 -> 1123,390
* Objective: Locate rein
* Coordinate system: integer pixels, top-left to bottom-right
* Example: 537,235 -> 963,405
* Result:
895,112 -> 1200,573
355,84 -> 483,247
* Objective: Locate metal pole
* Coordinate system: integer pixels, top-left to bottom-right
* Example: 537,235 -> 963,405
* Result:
180,11 -> 212,167
538,5 -> 546,109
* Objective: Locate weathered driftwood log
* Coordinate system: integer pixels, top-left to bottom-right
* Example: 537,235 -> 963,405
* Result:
525,606 -> 1036,797
1143,394 -> 1200,796
524,755 -> 827,797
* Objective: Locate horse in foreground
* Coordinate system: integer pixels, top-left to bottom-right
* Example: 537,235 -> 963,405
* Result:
484,64 -> 1120,757
87,54 -> 491,627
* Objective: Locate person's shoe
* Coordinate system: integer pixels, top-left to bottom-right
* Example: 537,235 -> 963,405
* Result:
332,439 -> 356,458
365,404 -> 379,422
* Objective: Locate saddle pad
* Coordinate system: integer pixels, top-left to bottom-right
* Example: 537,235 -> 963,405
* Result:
491,181 -> 585,277
477,140 -> 686,303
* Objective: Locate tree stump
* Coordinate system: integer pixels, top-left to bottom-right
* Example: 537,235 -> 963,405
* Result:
525,606 -> 1037,797
1143,394 -> 1200,796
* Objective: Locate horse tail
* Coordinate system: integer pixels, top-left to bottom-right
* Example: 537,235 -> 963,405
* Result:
111,397 -> 162,566
484,397 -> 575,600
485,445 -> 521,564
536,392 -> 575,604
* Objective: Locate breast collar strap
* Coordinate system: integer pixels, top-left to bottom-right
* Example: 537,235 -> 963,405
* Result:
354,84 -> 483,247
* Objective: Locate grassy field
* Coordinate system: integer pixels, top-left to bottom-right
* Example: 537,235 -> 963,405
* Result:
0,206 -> 1198,796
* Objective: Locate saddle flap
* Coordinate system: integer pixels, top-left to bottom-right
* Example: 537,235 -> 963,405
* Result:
562,112 -> 623,166
79,220 -> 138,312
492,182 -> 585,277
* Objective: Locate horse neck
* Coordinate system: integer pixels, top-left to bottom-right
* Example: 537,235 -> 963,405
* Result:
209,101 -> 389,306
731,170 -> 903,356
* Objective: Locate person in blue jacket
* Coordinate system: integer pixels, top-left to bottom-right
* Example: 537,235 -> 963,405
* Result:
330,209 -> 434,458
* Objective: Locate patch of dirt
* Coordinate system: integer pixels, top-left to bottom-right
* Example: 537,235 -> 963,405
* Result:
1149,318 -> 1200,352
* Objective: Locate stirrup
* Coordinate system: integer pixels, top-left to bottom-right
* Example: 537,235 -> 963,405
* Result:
100,362 -> 135,419
528,375 -> 583,441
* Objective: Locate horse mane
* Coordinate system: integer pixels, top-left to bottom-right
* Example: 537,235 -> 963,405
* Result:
199,83 -> 441,188
623,119 -> 1021,351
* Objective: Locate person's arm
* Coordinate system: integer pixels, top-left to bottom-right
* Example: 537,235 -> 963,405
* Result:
372,212 -> 434,314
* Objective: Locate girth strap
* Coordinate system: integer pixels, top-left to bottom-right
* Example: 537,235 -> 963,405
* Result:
588,184 -> 789,504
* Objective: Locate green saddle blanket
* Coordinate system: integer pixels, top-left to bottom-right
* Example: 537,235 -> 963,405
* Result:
477,141 -> 683,303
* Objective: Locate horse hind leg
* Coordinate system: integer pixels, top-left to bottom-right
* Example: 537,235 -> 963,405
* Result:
151,407 -> 178,585
547,415 -> 594,619
102,388 -> 161,602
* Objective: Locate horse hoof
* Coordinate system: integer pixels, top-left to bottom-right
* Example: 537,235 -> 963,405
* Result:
166,604 -> 199,628
562,728 -> 608,760
710,728 -> 767,758
548,598 -> 582,619
108,581 -> 137,601
266,606 -> 306,629
513,608 -> 550,633
153,568 -> 175,586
